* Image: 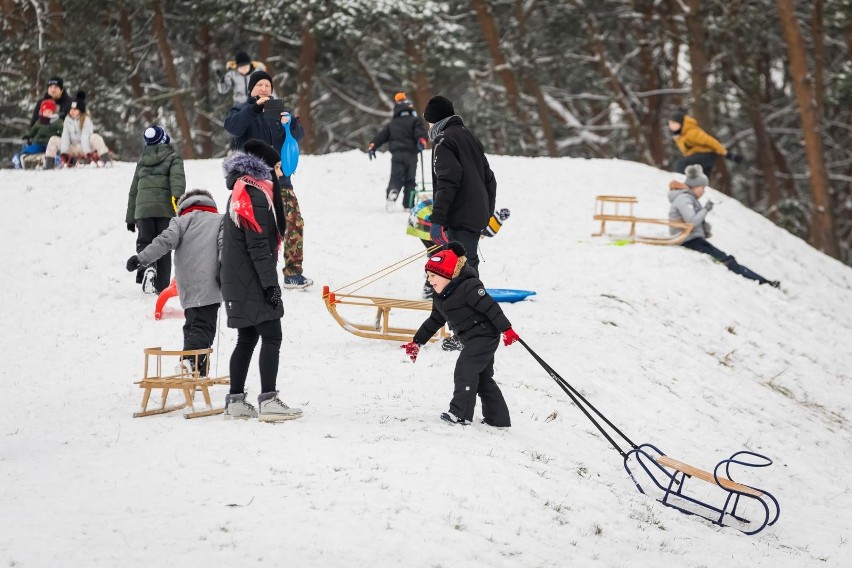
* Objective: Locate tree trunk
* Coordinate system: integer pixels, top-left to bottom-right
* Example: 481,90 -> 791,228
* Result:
296,16 -> 317,154
151,0 -> 194,158
195,22 -> 213,158
682,0 -> 713,127
258,33 -> 274,78
634,0 -> 665,166
119,8 -> 154,124
776,0 -> 838,257
811,0 -> 824,114
404,33 -> 433,116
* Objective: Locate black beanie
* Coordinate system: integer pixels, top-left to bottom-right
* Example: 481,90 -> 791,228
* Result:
235,51 -> 252,67
247,70 -> 273,95
244,138 -> 280,168
70,90 -> 86,113
671,111 -> 685,125
423,96 -> 455,123
47,76 -> 64,90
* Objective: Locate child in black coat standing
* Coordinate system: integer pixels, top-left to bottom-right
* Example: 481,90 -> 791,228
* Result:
401,242 -> 520,426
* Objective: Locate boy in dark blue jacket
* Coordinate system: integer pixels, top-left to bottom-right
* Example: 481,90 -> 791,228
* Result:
401,242 -> 520,426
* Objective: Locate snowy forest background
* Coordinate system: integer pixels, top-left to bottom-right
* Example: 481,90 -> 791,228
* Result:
1,0 -> 851,265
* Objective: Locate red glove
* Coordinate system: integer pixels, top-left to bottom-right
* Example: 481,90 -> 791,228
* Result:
502,328 -> 520,347
86,151 -> 100,163
401,341 -> 421,363
60,153 -> 71,166
417,138 -> 427,151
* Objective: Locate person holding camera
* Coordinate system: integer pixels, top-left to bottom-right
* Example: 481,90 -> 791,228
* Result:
224,70 -> 312,289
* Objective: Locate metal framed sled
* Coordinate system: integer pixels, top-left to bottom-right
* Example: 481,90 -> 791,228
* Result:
322,286 -> 448,342
133,347 -> 230,419
592,195 -> 694,246
623,443 -> 780,535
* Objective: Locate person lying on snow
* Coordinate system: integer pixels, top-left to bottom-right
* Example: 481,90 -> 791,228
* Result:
401,242 -> 520,427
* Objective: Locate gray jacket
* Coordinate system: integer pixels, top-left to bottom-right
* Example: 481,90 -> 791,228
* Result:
137,193 -> 223,308
217,62 -> 268,106
668,189 -> 710,241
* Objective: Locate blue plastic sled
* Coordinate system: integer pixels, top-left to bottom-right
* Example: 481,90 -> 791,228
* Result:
281,118 -> 300,176
486,288 -> 536,303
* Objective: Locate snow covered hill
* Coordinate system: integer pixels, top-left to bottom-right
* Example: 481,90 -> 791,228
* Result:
1,151 -> 850,567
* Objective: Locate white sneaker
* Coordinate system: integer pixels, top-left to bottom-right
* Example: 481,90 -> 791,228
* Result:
257,391 -> 303,422
141,266 -> 157,294
386,188 -> 401,212
224,393 -> 258,420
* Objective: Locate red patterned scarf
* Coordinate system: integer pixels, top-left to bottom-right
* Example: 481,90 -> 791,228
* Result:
230,175 -> 275,233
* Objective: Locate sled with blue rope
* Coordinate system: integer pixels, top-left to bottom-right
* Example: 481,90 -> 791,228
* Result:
519,339 -> 780,535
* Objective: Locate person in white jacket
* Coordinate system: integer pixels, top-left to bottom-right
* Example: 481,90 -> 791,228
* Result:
45,91 -> 111,167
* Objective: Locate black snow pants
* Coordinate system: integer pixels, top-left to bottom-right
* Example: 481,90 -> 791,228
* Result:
229,318 -> 282,396
673,152 -> 717,176
135,217 -> 172,292
682,238 -> 771,284
447,228 -> 481,275
182,303 -> 220,376
388,151 -> 418,208
449,334 -> 511,426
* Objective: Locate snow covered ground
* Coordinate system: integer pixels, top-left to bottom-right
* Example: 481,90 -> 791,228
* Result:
1,151 -> 850,567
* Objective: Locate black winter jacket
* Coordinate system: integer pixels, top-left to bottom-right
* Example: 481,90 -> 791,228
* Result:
429,116 -> 496,232
224,97 -> 305,187
219,153 -> 283,329
413,265 -> 510,345
371,103 -> 427,155
29,91 -> 73,127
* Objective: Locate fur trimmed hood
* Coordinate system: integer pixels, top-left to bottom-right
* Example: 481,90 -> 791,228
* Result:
222,152 -> 272,183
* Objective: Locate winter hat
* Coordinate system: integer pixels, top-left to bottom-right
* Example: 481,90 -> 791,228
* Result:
394,92 -> 408,103
143,124 -> 170,146
46,76 -> 64,90
425,242 -> 467,279
235,51 -> 252,67
177,188 -> 216,208
70,90 -> 86,113
247,70 -> 273,94
244,138 -> 280,169
684,164 -> 709,188
423,95 -> 455,123
39,99 -> 57,115
670,111 -> 685,125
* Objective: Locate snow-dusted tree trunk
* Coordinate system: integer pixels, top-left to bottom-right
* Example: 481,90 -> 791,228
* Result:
119,7 -> 154,125
296,16 -> 317,154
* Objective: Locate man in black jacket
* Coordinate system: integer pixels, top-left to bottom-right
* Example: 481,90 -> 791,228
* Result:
368,92 -> 428,210
28,76 -> 72,127
422,95 -> 497,274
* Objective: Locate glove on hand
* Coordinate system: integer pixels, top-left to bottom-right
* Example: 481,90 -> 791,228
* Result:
495,208 -> 511,221
725,152 -> 744,164
502,328 -> 520,347
215,69 -> 226,82
60,153 -> 71,166
417,138 -> 427,151
264,285 -> 282,308
704,201 -> 715,213
401,341 -> 421,363
249,96 -> 264,113
367,143 -> 376,160
126,255 -> 141,272
127,223 -> 136,233
429,222 -> 448,245
86,151 -> 99,163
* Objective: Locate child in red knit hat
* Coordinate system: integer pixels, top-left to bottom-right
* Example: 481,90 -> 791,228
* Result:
402,242 -> 520,426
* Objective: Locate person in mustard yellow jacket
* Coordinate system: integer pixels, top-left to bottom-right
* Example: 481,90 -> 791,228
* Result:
668,111 -> 741,176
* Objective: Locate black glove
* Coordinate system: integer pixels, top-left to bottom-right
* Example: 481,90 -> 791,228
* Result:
127,223 -> 136,233
249,96 -> 263,113
215,69 -> 226,82
264,285 -> 282,307
126,255 -> 141,272
704,201 -> 715,213
725,152 -> 743,164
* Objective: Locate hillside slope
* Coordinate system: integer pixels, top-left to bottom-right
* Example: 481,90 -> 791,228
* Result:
0,151 -> 850,567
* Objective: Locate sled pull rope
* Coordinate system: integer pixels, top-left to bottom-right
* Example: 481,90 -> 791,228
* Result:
333,244 -> 441,296
519,338 -> 637,458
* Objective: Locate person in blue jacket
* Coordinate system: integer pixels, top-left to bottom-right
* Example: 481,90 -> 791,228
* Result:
224,70 -> 312,289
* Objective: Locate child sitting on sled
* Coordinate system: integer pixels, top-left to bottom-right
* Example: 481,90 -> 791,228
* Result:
125,189 -> 223,376
400,242 -> 520,426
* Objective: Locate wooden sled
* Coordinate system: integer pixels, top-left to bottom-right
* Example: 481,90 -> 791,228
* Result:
133,347 -> 230,419
592,195 -> 693,246
624,443 -> 780,535
322,286 -> 448,342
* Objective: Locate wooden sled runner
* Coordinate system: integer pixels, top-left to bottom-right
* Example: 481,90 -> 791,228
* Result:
592,195 -> 693,246
133,347 -> 230,419
624,443 -> 780,535
322,286 -> 447,342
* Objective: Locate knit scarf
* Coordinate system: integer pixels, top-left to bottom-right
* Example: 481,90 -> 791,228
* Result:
229,175 -> 276,234
179,205 -> 218,217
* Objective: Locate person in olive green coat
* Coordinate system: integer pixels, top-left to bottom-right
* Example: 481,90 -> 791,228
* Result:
125,125 -> 186,293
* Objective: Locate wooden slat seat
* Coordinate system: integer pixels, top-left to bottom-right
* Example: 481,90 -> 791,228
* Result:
656,456 -> 763,497
591,195 -> 693,246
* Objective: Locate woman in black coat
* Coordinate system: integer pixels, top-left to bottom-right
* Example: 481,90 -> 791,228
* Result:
220,139 -> 302,422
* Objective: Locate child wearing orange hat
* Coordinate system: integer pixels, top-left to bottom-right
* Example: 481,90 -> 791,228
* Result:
401,242 -> 519,426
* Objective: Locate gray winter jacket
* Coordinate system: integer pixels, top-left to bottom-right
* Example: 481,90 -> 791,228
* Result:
136,192 -> 223,308
217,62 -> 268,106
668,189 -> 710,242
